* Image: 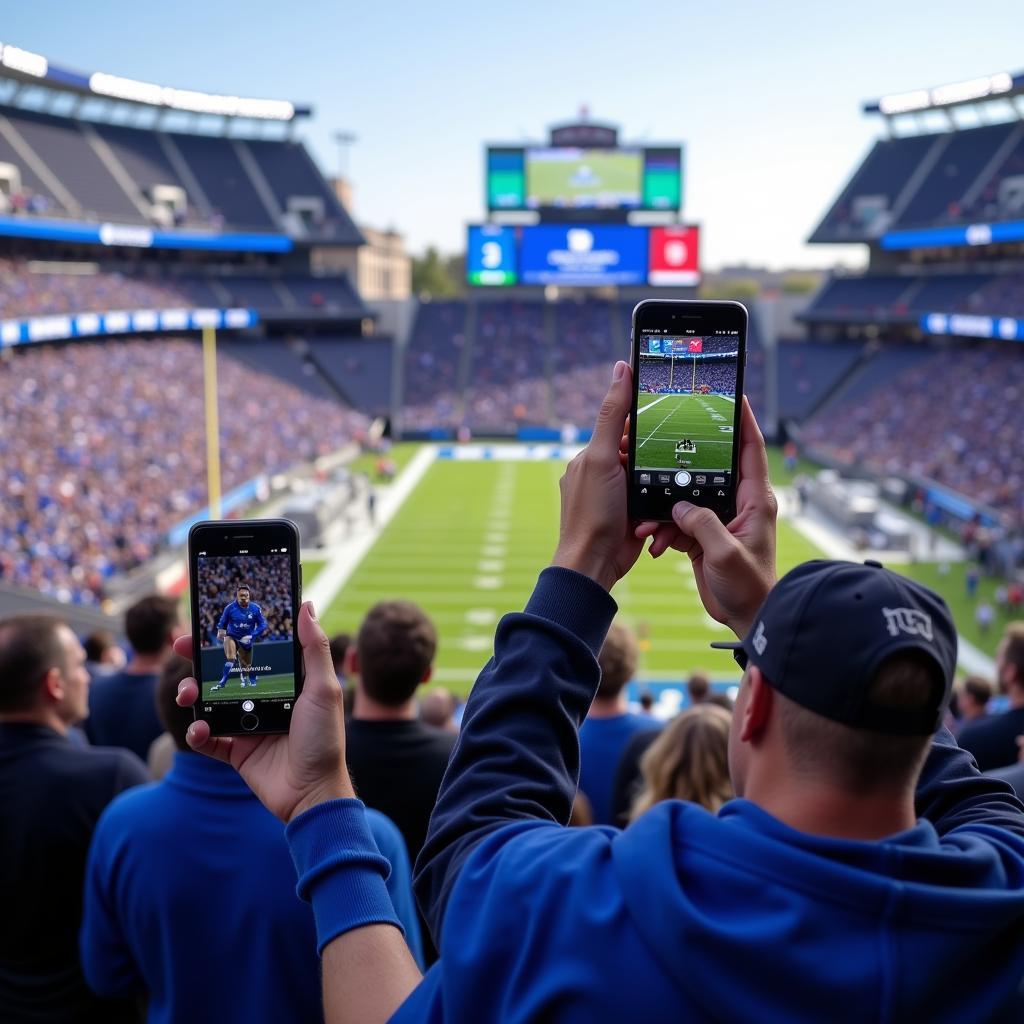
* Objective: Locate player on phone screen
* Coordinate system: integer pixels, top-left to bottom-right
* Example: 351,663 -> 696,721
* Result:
212,584 -> 268,691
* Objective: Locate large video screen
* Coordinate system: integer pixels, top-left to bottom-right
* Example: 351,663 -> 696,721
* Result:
486,146 -> 683,214
466,224 -> 701,288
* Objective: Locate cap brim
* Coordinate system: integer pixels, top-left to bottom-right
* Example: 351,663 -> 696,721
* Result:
709,640 -> 743,651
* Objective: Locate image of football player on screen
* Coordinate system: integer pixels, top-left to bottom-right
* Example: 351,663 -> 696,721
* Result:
211,584 -> 268,691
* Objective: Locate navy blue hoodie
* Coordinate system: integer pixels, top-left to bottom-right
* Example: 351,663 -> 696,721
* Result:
291,568 -> 1024,1021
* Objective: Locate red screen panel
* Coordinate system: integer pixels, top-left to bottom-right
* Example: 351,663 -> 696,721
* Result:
648,226 -> 700,286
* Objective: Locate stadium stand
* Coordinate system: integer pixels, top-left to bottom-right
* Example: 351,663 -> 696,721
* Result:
401,301 -> 467,430
217,337 -> 336,400
304,336 -> 394,417
803,344 -> 1023,519
776,339 -> 864,421
0,338 -> 366,604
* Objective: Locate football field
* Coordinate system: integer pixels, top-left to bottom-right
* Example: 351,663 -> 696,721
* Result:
636,393 -> 736,472
202,672 -> 294,702
321,452 -> 823,695
527,151 -> 641,206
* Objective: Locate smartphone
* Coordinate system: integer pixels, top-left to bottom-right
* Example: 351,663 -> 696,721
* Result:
628,299 -> 748,524
187,518 -> 303,736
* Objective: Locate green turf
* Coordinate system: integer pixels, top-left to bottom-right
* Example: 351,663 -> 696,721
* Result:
636,393 -> 736,473
202,672 -> 295,702
322,455 -> 822,695
526,150 -> 641,205
346,443 -> 421,480
303,559 -> 325,586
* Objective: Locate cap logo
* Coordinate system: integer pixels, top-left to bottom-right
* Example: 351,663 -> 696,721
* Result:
882,607 -> 933,641
751,621 -> 767,655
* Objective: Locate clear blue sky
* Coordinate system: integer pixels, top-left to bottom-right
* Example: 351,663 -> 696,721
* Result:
5,2 -> 1024,269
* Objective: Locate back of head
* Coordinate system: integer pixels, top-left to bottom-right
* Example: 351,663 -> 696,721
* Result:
687,672 -> 711,704
156,654 -> 197,752
357,601 -> 437,706
0,614 -> 66,714
421,687 -> 456,730
329,632 -> 352,675
961,674 -> 994,712
998,622 -> 1024,694
125,594 -> 181,657
597,622 -> 638,700
83,630 -> 117,664
777,650 -> 940,795
631,704 -> 733,819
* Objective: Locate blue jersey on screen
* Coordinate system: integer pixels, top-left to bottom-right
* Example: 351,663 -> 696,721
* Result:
217,601 -> 268,642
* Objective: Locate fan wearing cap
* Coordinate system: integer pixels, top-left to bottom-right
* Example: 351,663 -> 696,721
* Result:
174,363 -> 1024,1023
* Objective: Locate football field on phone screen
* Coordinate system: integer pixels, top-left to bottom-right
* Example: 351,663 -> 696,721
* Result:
320,451 -> 824,697
635,393 -> 736,471
202,673 -> 294,701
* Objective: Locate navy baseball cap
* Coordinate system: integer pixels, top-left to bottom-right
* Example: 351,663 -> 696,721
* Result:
711,560 -> 957,736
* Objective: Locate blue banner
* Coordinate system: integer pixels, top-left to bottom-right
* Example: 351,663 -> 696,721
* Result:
519,225 -> 647,286
883,219 -> 1024,251
0,215 -> 292,253
919,312 -> 1024,342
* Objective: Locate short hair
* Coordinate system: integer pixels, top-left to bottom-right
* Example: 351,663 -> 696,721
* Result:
83,630 -> 117,664
356,601 -> 437,706
687,672 -> 711,703
125,595 -> 180,656
329,632 -> 351,673
155,654 -> 195,752
0,615 -> 68,713
420,688 -> 456,729
236,584 -> 251,595
631,704 -> 733,819
775,651 -> 940,794
597,622 -> 638,699
961,675 -> 994,709
1001,622 -> 1024,688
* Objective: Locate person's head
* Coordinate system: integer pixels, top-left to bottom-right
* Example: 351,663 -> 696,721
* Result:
421,687 -> 457,731
236,585 -> 251,609
687,672 -> 711,704
721,561 -> 956,805
0,615 -> 90,729
83,630 -> 122,667
631,704 -> 733,820
597,622 -> 638,701
995,622 -> 1024,698
639,691 -> 654,712
958,675 -> 994,720
329,632 -> 351,680
125,594 -> 182,658
155,654 -> 195,752
353,601 -> 437,707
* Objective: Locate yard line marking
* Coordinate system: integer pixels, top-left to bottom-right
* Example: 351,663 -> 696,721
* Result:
638,404 -> 681,449
636,394 -> 670,414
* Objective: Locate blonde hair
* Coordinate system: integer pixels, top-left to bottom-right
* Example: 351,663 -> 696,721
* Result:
630,704 -> 733,820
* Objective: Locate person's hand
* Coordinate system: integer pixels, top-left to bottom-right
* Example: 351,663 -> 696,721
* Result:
216,629 -> 226,642
174,601 -> 354,823
551,360 -> 645,592
635,397 -> 777,638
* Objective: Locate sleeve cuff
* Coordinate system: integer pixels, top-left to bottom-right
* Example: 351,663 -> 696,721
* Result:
525,566 -> 618,657
286,798 -> 404,956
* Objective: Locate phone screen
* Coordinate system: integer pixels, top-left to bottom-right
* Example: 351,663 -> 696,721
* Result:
189,519 -> 302,735
628,300 -> 747,523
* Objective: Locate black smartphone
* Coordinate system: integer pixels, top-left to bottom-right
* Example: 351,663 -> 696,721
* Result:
627,299 -> 748,524
187,518 -> 303,736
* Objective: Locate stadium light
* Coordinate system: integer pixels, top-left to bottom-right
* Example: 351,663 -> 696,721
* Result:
877,71 -> 1013,115
1,44 -> 48,78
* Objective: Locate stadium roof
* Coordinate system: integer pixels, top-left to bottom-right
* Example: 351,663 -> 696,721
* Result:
0,41 -> 310,122
864,70 -> 1024,116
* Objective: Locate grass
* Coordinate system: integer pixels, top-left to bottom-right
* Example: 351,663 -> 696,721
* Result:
202,672 -> 295,701
346,442 -> 421,480
303,559 -> 325,586
322,454 -> 823,695
636,393 -> 736,473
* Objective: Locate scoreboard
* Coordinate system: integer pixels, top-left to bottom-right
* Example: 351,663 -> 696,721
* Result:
466,223 -> 700,288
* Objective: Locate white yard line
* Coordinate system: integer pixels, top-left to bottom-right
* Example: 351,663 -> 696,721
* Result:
305,445 -> 438,612
638,405 -> 681,448
637,394 -> 671,414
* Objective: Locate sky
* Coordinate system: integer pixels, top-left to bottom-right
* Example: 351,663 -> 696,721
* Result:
4,2 -> 1024,270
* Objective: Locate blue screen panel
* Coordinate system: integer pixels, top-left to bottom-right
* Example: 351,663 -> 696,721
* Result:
519,225 -> 647,286
467,225 -> 517,286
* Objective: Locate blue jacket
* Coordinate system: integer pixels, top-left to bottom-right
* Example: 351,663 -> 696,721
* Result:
216,600 -> 268,642
80,751 -> 422,1024
398,568 -> 1024,1022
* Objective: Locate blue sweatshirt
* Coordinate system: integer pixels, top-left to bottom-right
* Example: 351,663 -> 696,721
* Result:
80,751 -> 422,1024
216,600 -> 268,642
290,569 -> 1024,1022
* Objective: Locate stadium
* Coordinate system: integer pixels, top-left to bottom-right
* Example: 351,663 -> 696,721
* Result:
3,23 -> 1024,1021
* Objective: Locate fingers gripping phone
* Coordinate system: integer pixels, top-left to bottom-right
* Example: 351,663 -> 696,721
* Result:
628,299 -> 748,524
187,519 -> 304,736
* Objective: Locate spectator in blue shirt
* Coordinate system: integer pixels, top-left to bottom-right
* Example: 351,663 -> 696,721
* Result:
81,654 -> 422,1023
175,364 -> 1024,1023
579,621 -> 655,824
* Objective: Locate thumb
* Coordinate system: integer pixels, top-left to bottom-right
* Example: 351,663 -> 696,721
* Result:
672,501 -> 736,563
589,360 -> 632,457
296,602 -> 335,697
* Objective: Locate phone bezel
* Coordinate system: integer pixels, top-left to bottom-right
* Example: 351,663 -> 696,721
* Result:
187,518 -> 304,736
627,299 -> 748,524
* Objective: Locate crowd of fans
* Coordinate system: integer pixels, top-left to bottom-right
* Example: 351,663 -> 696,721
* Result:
637,353 -> 738,394
195,555 -> 294,644
804,345 -> 1024,522
0,338 -> 366,604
